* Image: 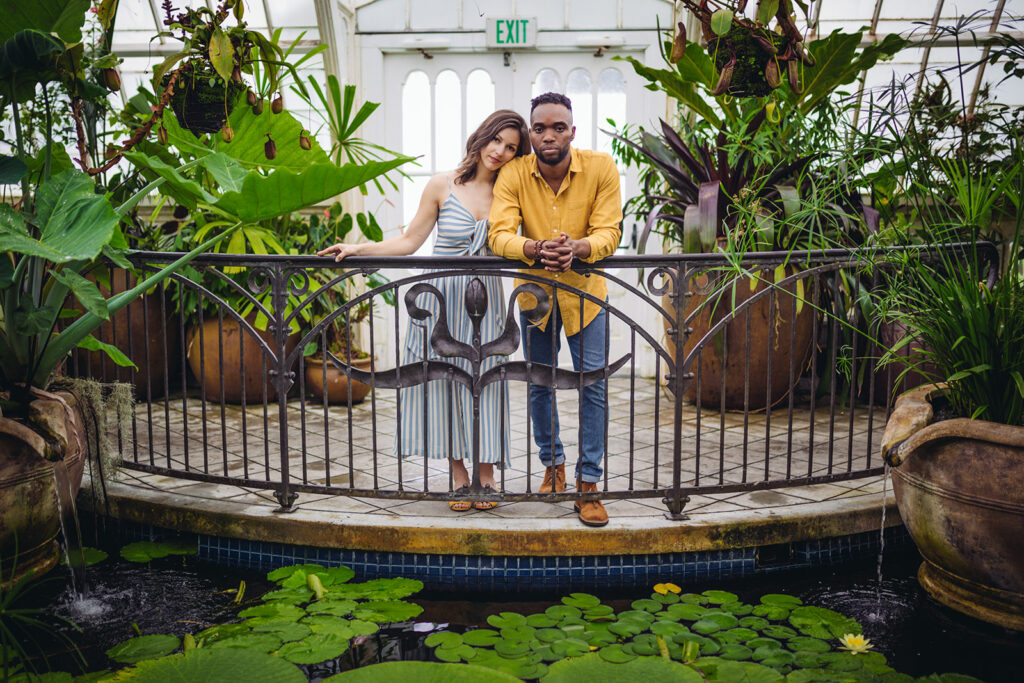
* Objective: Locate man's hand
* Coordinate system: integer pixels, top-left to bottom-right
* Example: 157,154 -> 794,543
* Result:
538,232 -> 590,272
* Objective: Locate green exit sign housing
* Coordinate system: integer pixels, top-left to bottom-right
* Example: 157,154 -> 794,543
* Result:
486,17 -> 537,48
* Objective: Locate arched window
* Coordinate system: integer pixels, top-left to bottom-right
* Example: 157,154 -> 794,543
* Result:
597,68 -> 626,156
434,70 -> 463,171
566,68 -> 593,149
532,68 -> 562,98
466,69 -> 496,137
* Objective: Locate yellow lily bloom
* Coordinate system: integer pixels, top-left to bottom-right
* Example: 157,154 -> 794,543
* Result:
838,633 -> 873,655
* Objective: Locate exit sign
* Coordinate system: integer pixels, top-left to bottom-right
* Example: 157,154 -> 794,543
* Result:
486,17 -> 537,48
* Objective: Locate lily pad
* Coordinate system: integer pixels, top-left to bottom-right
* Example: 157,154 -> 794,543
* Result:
499,625 -> 536,643
251,621 -> 311,643
550,637 -> 590,658
196,623 -> 251,644
720,601 -> 754,616
238,603 -> 305,622
788,636 -> 831,653
261,588 -> 314,604
650,621 -> 687,637
307,599 -> 358,617
268,564 -> 325,582
651,592 -> 680,605
598,643 -> 637,663
630,634 -> 660,656
618,610 -> 657,623
747,638 -> 783,650
462,629 -> 500,646
111,649 -> 305,682
714,660 -> 784,682
424,632 -> 464,648
300,616 -> 356,638
759,649 -> 795,668
631,598 -> 663,613
320,566 -> 356,585
789,606 -> 861,640
583,605 -> 615,619
119,542 -> 171,563
739,616 -> 770,631
348,620 -> 380,636
702,590 -> 738,604
666,603 -> 708,621
583,630 -> 618,647
719,644 -> 754,661
208,632 -> 283,653
692,612 -> 738,634
714,627 -> 758,644
60,547 -> 107,567
106,634 -> 181,664
322,661 -> 521,683
608,619 -> 648,638
761,625 -> 798,639
494,640 -> 531,658
355,578 -> 424,599
487,612 -> 528,629
753,604 -> 792,621
277,633 -> 350,665
535,628 -> 566,643
542,653 -> 703,682
679,593 -> 710,604
352,600 -> 424,623
545,605 -> 582,621
760,593 -> 802,607
562,593 -> 601,609
527,613 -> 559,628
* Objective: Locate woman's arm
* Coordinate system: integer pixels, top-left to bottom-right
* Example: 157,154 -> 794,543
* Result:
317,174 -> 447,260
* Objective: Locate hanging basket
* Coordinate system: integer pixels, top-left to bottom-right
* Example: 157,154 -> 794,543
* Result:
168,61 -> 243,135
708,26 -> 788,98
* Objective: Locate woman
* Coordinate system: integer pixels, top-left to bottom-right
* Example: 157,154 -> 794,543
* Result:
318,109 -> 529,511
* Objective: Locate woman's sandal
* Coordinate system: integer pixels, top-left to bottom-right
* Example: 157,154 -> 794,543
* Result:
473,484 -> 499,511
449,484 -> 472,512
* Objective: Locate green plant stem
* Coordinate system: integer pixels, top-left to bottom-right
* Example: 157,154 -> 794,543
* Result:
9,92 -> 30,203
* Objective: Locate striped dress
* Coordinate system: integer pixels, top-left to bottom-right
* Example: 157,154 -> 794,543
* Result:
394,186 -> 510,466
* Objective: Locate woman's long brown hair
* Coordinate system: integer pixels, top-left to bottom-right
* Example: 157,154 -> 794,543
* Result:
453,109 -> 530,185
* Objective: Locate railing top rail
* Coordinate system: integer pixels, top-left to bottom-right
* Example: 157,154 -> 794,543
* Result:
126,242 -> 996,271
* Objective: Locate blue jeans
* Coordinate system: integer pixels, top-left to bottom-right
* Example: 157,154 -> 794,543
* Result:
520,305 -> 608,483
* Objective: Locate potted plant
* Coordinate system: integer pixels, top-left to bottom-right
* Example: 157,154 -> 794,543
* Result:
299,206 -> 391,405
871,29 -> 1024,629
0,1 -> 247,585
153,0 -> 298,136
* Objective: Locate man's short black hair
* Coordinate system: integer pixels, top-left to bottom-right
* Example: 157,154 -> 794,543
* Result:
530,92 -> 572,113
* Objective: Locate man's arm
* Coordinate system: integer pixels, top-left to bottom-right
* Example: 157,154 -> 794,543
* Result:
488,168 -> 533,265
579,155 -> 623,263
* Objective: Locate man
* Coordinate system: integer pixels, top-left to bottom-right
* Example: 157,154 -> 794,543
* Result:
488,92 -> 622,527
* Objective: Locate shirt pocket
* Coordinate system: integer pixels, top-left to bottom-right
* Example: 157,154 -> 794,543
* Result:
565,201 -> 590,237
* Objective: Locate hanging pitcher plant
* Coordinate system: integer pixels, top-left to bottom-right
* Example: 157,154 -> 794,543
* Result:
678,0 -> 815,97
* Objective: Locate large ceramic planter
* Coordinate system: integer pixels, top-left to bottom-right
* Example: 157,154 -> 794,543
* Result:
0,393 -> 86,588
73,268 -> 179,397
186,315 -> 299,404
883,386 -> 1024,630
666,272 -> 814,410
304,355 -> 373,404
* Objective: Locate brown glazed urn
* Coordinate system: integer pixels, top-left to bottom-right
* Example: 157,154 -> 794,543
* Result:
304,355 -> 374,404
186,314 -> 298,404
664,271 -> 814,410
883,386 -> 1024,630
0,392 -> 86,588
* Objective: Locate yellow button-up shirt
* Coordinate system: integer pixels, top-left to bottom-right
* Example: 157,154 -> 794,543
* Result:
488,148 -> 622,334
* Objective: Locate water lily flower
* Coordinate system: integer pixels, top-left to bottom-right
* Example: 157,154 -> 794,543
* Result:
838,633 -> 873,654
653,582 -> 682,594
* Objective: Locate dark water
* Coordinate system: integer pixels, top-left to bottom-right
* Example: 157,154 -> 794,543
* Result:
23,545 -> 1024,681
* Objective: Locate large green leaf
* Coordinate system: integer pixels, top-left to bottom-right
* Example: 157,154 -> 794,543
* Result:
541,653 -> 703,682
276,632 -> 350,665
121,152 -> 215,210
796,30 -> 906,114
212,158 -> 411,223
106,634 -> 181,664
32,170 -> 118,262
111,649 -> 306,683
324,662 -> 523,683
617,53 -> 724,130
0,155 -> 28,184
0,0 -> 90,44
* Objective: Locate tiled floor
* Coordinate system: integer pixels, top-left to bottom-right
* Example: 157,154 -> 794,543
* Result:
116,377 -> 892,525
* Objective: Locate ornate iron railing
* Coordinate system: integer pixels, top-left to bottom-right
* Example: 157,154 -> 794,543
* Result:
73,245 -> 997,518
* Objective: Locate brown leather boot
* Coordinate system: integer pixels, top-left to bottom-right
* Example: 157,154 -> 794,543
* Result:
539,463 -> 566,493
574,480 -> 608,527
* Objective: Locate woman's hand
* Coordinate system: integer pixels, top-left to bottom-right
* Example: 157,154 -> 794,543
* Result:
317,240 -> 363,261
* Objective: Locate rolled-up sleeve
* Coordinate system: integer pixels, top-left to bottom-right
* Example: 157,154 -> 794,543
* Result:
488,168 -> 532,265
580,156 -> 623,263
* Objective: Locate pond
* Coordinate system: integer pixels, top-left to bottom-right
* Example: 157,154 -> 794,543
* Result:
14,537 -> 1024,682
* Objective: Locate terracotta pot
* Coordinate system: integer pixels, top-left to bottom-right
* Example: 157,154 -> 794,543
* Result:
304,355 -> 373,404
186,315 -> 299,404
883,386 -> 1024,630
667,271 -> 815,410
861,319 -> 935,407
0,393 -> 86,588
72,269 -> 179,397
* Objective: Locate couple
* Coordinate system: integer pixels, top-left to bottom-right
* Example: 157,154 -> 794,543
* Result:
318,93 -> 622,527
